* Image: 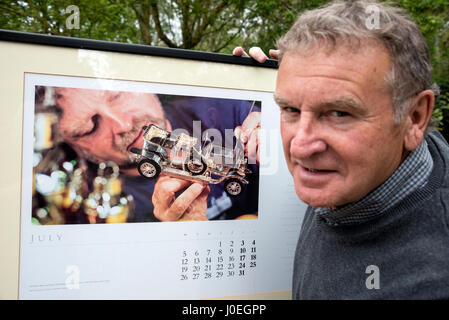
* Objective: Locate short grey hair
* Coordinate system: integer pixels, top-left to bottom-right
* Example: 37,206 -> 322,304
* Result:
277,0 -> 439,128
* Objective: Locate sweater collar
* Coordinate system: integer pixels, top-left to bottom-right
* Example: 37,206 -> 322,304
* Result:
315,139 -> 434,226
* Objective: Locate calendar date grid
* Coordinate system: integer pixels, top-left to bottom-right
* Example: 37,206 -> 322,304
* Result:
179,238 -> 257,281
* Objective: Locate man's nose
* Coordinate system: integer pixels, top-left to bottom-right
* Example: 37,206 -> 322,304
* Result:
289,117 -> 327,159
102,109 -> 133,135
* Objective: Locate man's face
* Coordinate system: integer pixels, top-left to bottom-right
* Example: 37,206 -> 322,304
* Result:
55,88 -> 166,167
275,44 -> 409,208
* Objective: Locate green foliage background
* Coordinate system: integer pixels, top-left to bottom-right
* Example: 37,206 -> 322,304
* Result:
1,0 -> 448,139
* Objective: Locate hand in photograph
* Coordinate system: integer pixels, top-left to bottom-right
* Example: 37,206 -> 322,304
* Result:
234,111 -> 261,165
152,175 -> 210,221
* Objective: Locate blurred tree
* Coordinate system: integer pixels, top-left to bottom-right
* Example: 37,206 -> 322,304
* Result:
392,0 -> 449,137
125,0 -> 249,51
0,0 -> 250,51
240,0 -> 329,53
0,0 -> 139,42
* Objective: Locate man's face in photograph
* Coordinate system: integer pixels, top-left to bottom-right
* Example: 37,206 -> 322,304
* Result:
55,88 -> 166,167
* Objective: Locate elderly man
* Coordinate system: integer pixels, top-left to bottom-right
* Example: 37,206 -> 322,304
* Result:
235,0 -> 449,299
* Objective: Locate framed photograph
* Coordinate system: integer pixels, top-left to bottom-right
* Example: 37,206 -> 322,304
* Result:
0,29 -> 307,299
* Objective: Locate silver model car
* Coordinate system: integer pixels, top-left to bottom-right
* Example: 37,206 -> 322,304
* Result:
130,124 -> 251,196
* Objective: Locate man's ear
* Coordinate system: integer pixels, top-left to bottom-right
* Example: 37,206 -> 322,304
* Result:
403,89 -> 434,151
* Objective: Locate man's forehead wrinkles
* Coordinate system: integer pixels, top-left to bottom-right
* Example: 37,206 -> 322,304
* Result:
289,73 -> 361,86
284,52 -> 364,71
281,49 -> 391,91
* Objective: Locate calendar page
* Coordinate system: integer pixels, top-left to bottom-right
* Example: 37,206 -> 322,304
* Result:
19,73 -> 307,299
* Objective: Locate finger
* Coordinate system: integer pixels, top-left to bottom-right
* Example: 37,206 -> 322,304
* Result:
234,125 -> 248,144
153,177 -> 189,207
166,183 -> 206,220
180,186 -> 210,221
248,47 -> 268,63
202,185 -> 211,199
232,46 -> 249,57
153,177 -> 191,219
247,128 -> 259,165
241,111 -> 261,135
234,125 -> 242,139
257,143 -> 260,165
269,49 -> 280,60
157,176 -> 191,194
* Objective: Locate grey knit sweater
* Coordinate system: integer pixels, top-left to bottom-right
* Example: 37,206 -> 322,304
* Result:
292,131 -> 449,299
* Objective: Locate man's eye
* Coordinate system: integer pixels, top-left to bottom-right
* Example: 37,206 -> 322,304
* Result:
330,110 -> 349,117
282,106 -> 300,114
73,115 -> 99,138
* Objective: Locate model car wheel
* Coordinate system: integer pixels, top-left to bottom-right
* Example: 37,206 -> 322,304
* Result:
224,179 -> 243,196
186,158 -> 207,175
138,159 -> 161,179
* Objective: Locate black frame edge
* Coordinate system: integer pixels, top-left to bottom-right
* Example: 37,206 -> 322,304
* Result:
0,29 -> 278,69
